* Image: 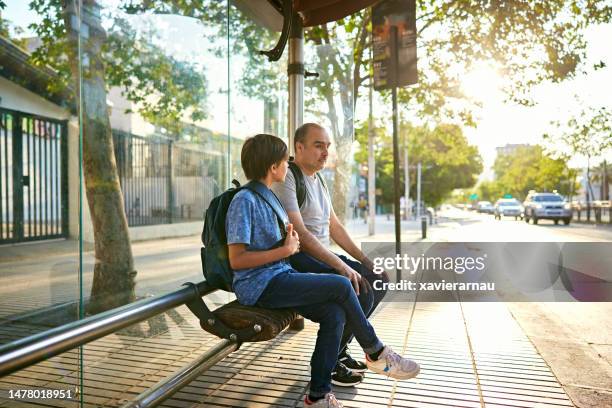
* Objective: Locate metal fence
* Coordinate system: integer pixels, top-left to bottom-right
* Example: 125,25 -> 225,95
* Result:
113,131 -> 227,227
0,108 -> 68,244
573,204 -> 612,224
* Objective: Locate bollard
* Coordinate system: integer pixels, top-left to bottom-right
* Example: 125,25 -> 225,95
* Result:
421,216 -> 427,239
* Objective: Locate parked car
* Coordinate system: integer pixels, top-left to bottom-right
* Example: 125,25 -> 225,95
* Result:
523,192 -> 572,225
494,198 -> 523,220
476,201 -> 494,214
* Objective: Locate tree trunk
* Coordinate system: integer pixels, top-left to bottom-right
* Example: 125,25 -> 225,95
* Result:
332,139 -> 352,222
63,1 -> 136,314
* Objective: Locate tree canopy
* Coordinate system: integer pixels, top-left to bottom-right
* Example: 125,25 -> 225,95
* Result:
21,0 -> 210,134
354,121 -> 482,207
476,145 -> 578,202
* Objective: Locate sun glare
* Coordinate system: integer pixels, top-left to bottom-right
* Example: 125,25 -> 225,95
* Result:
461,62 -> 504,102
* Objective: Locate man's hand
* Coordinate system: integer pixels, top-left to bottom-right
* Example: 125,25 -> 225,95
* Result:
337,264 -> 366,296
361,256 -> 374,272
361,256 -> 389,284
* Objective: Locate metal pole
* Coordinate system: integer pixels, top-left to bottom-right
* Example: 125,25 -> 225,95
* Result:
416,162 -> 422,219
390,27 -> 401,274
404,147 -> 409,220
368,57 -> 375,235
0,282 -> 214,377
287,13 -> 303,155
288,13 -> 305,328
12,113 -> 24,240
604,160 -> 608,200
122,339 -> 238,408
167,141 -> 173,224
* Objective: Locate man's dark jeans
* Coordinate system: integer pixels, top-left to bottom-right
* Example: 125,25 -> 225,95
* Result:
289,251 -> 389,355
256,271 -> 383,397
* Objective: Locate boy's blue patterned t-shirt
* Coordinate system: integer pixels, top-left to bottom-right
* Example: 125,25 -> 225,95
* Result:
226,188 -> 292,305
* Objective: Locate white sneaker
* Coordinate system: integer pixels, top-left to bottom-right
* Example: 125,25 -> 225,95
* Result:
365,345 -> 420,380
304,393 -> 344,408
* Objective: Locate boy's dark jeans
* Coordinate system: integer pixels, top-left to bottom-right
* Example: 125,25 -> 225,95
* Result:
256,271 -> 383,397
289,251 -> 389,354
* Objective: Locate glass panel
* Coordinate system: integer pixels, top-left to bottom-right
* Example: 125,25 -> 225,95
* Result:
0,1 -> 82,405
76,1 -> 230,405
228,3 -> 288,185
304,42 -> 355,223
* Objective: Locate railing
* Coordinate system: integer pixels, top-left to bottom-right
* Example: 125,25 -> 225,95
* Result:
0,281 -> 213,377
112,131 -> 226,227
122,338 -> 238,408
572,202 -> 612,224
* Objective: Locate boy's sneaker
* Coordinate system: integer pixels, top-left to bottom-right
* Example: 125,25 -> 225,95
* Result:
304,393 -> 344,407
338,350 -> 367,373
331,362 -> 363,387
365,345 -> 420,380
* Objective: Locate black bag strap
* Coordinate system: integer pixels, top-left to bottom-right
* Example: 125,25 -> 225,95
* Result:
288,159 -> 306,208
244,180 -> 288,235
288,158 -> 328,208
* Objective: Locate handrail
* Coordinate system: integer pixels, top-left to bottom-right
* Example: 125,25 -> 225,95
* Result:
121,339 -> 238,408
0,281 -> 214,377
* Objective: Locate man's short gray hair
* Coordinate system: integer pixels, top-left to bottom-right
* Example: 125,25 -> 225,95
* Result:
294,123 -> 325,149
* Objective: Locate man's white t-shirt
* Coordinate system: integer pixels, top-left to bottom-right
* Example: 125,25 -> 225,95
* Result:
272,167 -> 331,247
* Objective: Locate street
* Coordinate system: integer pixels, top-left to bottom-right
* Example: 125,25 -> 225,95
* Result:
430,207 -> 612,242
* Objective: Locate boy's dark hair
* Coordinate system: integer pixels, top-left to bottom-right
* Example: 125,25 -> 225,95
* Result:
241,134 -> 288,180
294,123 -> 324,149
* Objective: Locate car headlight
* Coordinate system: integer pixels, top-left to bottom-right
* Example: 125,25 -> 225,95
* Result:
564,203 -> 571,210
534,203 -> 543,209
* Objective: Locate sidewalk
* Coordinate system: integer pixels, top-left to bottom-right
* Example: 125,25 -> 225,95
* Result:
0,215 -> 609,406
0,295 -> 577,407
344,214 -> 612,407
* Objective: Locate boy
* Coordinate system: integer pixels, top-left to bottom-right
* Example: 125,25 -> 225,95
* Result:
226,134 -> 420,408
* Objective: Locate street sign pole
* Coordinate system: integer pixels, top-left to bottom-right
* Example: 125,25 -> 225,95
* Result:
373,0 -> 417,283
390,26 -> 402,281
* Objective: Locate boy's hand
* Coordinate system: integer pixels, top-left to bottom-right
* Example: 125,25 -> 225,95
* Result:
284,223 -> 300,256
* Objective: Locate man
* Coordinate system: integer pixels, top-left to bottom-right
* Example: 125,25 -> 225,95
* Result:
272,123 -> 390,387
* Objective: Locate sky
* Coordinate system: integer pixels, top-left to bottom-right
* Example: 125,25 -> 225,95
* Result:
3,1 -> 611,178
458,23 -> 612,178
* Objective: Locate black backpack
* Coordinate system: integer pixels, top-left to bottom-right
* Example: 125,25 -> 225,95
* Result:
201,180 -> 288,291
288,158 -> 328,208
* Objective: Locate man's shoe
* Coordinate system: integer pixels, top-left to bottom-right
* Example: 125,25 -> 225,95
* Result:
304,393 -> 344,407
339,350 -> 367,373
365,345 -> 420,380
331,362 -> 363,387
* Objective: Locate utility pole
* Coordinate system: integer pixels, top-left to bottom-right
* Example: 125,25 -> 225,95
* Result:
416,162 -> 422,219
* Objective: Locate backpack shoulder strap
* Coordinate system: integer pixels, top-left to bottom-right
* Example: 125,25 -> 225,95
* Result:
244,181 -> 288,234
316,172 -> 328,192
288,160 -> 306,208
